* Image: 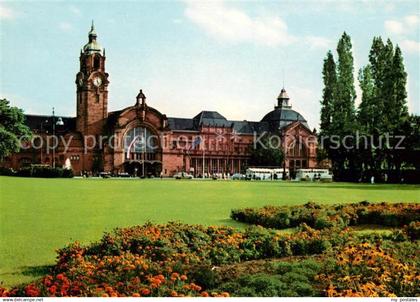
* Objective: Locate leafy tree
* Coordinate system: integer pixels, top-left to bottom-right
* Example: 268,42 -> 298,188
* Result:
328,32 -> 357,179
390,45 -> 409,130
0,99 -> 31,160
357,38 -> 412,180
385,45 -> 410,175
320,51 -> 337,136
358,65 -> 375,133
335,32 -> 356,133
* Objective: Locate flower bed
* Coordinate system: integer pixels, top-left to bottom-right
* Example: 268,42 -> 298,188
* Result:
1,202 -> 418,297
231,201 -> 420,230
1,222 -> 348,297
317,241 -> 420,297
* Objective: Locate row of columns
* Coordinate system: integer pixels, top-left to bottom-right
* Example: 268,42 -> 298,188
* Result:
188,157 -> 246,175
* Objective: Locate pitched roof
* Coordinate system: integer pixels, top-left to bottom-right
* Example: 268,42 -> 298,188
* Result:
192,111 -> 232,128
167,117 -> 195,131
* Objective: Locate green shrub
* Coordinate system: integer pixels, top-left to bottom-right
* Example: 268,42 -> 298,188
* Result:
215,259 -> 323,297
0,167 -> 15,176
232,202 -> 420,230
14,166 -> 74,178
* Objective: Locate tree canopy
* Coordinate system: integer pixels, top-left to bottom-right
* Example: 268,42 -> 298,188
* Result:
0,99 -> 31,160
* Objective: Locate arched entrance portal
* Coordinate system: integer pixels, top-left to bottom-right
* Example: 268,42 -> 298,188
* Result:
123,126 -> 162,177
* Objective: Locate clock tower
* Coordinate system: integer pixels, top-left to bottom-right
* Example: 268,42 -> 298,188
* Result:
76,22 -> 109,136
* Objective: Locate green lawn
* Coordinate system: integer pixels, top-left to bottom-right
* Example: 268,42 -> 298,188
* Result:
0,176 -> 419,287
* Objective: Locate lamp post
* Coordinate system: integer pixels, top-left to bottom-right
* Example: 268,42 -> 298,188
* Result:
282,130 -> 287,180
52,107 -> 64,168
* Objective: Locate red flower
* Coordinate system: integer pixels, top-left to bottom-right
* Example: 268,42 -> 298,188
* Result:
48,285 -> 57,295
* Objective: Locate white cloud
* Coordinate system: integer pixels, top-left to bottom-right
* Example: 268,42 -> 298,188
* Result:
384,14 -> 420,36
184,0 -> 331,51
404,15 -> 420,27
399,39 -> 420,54
59,22 -> 73,32
0,4 -> 15,20
184,0 -> 297,47
384,20 -> 404,35
384,14 -> 420,55
304,36 -> 332,50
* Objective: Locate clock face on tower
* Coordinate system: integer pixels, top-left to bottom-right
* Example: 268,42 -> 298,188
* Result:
93,76 -> 102,87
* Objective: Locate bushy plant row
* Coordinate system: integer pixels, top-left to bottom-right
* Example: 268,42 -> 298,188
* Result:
0,222 -> 349,297
8,166 -> 74,178
1,203 -> 418,297
211,238 -> 419,297
317,241 -> 420,297
214,259 -> 325,297
231,201 -> 420,230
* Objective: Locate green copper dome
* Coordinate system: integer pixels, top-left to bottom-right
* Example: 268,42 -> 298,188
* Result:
83,21 -> 102,55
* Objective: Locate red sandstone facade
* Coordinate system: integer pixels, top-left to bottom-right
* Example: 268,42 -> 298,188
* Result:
3,25 -> 319,177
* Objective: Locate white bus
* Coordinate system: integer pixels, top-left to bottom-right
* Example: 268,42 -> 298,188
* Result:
295,169 -> 333,182
246,168 -> 289,180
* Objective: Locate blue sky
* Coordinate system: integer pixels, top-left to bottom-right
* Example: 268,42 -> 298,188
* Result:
1,0 -> 419,129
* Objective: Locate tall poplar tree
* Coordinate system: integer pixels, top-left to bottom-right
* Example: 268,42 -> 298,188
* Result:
357,65 -> 375,172
391,45 -> 409,130
320,51 -> 337,136
358,65 -> 375,133
335,32 -> 356,134
334,32 -> 357,178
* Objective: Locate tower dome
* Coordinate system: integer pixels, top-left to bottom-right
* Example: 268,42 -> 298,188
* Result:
261,88 -> 309,131
83,21 -> 102,55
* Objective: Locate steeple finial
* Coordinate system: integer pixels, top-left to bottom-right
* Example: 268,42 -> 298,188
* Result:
136,89 -> 146,106
88,20 -> 97,40
82,21 -> 102,55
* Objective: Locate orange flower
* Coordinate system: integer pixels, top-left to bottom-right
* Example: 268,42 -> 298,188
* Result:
180,275 -> 188,281
200,291 -> 209,297
170,290 -> 178,297
141,288 -> 151,296
132,293 -> 140,297
171,272 -> 180,280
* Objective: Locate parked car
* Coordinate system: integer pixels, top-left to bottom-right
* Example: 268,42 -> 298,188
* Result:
173,172 -> 194,179
231,173 -> 246,180
99,172 -> 111,178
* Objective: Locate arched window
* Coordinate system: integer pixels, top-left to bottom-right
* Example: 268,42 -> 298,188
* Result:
93,56 -> 100,70
124,127 -> 159,160
287,141 -> 308,157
